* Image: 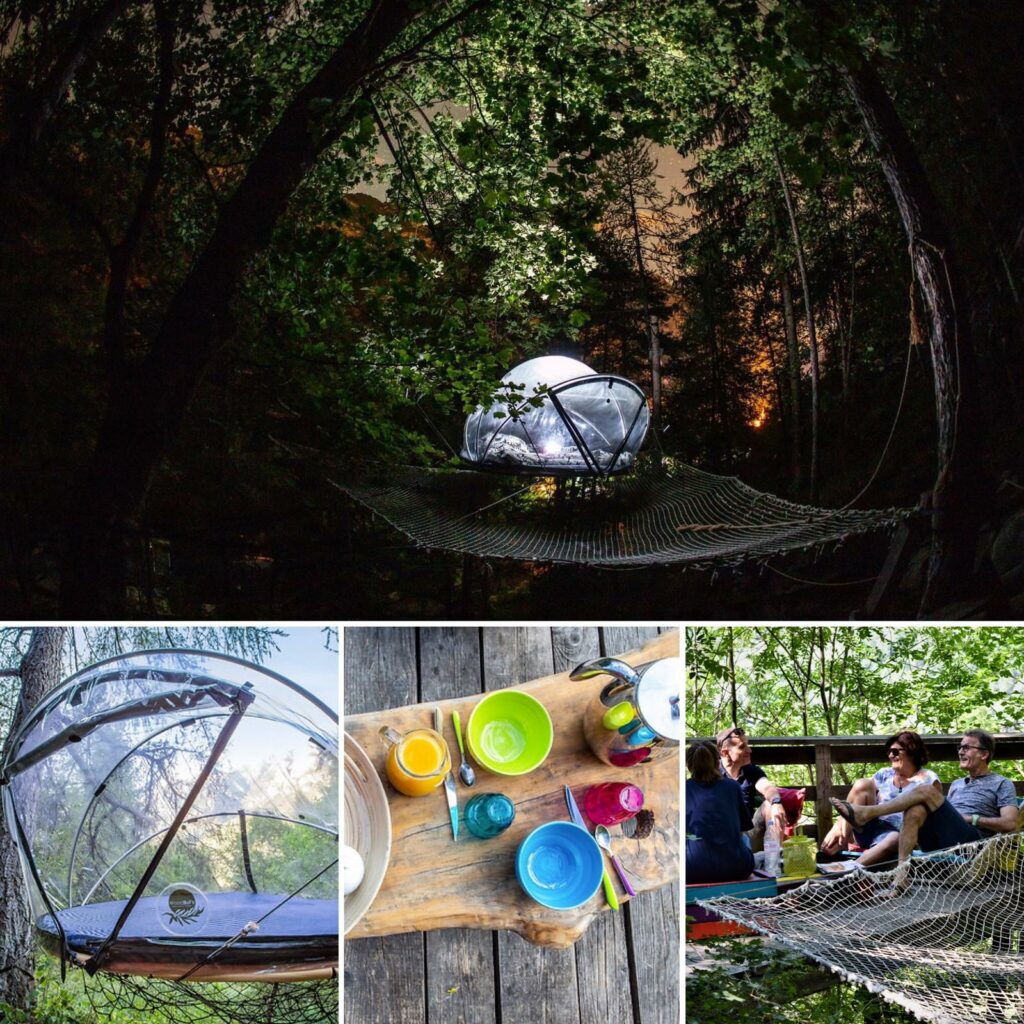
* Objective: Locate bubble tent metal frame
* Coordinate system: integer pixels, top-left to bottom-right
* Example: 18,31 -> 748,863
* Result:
0,649 -> 339,992
461,369 -> 651,479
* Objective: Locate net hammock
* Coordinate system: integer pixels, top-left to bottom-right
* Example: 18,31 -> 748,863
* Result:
83,973 -> 338,1024
699,833 -> 1024,1024
334,460 -> 912,569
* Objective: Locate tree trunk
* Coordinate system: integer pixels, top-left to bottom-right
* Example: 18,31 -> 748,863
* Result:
0,0 -> 131,187
57,0 -> 447,614
727,626 -> 738,724
0,628 -> 66,1009
840,56 -> 987,613
775,149 -> 820,502
625,163 -> 661,422
780,273 -> 803,489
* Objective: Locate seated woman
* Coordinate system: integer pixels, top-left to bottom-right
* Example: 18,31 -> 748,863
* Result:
820,730 -> 940,865
687,739 -> 755,884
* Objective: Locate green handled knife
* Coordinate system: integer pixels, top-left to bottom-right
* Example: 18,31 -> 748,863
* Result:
565,785 -> 618,911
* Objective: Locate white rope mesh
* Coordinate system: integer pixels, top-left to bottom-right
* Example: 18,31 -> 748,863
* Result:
334,462 -> 912,568
700,834 -> 1024,1024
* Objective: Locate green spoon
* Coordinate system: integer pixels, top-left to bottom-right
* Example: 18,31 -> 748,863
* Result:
452,710 -> 476,787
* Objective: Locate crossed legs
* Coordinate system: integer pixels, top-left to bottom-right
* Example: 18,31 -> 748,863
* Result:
822,778 -> 899,865
831,784 -> 946,862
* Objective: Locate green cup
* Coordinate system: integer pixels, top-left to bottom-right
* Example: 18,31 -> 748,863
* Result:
466,690 -> 553,776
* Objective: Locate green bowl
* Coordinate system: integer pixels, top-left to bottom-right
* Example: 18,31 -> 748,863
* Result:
466,690 -> 553,776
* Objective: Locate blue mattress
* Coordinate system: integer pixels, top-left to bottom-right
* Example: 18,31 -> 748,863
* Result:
39,892 -> 338,948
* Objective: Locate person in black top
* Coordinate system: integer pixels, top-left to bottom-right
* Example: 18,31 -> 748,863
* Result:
687,740 -> 755,883
717,725 -> 788,852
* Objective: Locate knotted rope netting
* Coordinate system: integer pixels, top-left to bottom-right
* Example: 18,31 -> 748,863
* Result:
84,974 -> 338,1024
334,461 -> 912,569
700,834 -> 1024,1024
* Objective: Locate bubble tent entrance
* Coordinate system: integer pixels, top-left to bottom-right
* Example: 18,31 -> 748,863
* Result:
0,649 -> 339,1024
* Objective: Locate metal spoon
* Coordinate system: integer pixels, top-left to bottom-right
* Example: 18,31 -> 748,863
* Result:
452,710 -> 476,787
594,825 -> 636,896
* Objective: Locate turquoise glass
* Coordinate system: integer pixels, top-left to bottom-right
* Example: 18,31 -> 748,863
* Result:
465,793 -> 516,839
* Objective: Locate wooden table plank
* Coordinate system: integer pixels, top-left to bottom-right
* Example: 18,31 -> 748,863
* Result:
549,628 -> 635,1024
345,630 -> 678,944
344,627 -> 424,1024
419,627 -> 497,1024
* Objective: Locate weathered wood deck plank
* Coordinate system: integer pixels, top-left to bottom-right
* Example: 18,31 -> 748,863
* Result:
420,627 -> 497,1024
630,879 -> 681,1024
550,626 -> 635,1024
482,627 -> 582,1024
343,627 -> 424,1024
599,625 -> 678,1024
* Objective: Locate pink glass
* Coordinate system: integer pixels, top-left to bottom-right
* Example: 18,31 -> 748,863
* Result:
583,782 -> 644,826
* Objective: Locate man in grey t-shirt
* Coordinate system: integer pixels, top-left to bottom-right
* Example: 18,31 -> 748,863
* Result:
830,729 -> 1018,863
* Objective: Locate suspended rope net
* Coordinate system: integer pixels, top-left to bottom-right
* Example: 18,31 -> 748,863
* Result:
84,973 -> 338,1024
699,833 -> 1024,1024
334,460 -> 913,569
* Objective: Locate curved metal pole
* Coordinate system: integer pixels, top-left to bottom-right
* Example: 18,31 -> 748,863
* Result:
65,713 -> 224,907
606,400 -> 647,474
548,391 -> 601,476
5,682 -> 247,779
80,810 -> 338,907
8,648 -> 339,761
83,695 -> 253,975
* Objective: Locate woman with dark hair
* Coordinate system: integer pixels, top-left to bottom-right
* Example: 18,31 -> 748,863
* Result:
687,739 -> 756,883
820,730 -> 940,865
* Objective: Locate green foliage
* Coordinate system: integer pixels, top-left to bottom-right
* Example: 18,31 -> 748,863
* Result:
687,626 -> 1024,784
3,0 -> 1023,613
0,955 -> 134,1024
0,629 -> 283,747
687,937 -> 918,1024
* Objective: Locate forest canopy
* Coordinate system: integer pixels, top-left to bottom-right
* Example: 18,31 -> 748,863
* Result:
2,1 -> 1022,616
687,626 -> 1024,785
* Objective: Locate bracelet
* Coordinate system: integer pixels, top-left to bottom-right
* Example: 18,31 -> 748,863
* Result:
971,814 -> 980,827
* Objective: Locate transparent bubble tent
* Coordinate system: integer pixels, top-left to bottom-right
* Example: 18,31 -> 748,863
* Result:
461,356 -> 650,476
0,650 -> 338,983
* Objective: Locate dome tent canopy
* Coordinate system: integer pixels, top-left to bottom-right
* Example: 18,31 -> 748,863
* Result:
461,356 -> 650,477
1,650 -> 338,982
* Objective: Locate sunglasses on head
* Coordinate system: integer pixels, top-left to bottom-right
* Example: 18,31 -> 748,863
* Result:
723,728 -> 746,742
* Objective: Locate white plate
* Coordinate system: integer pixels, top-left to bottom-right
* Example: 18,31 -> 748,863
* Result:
343,732 -> 391,934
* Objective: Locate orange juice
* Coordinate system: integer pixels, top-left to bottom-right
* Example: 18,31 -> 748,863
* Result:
384,729 -> 450,796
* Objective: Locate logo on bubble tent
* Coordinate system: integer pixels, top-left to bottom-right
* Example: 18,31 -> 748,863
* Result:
159,883 -> 208,934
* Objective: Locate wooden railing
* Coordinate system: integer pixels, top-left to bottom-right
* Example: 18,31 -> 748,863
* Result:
696,734 -> 1024,835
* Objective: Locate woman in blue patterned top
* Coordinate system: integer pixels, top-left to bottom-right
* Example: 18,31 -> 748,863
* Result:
820,731 -> 940,866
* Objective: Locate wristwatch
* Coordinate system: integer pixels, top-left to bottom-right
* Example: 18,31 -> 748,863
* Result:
971,814 -> 980,827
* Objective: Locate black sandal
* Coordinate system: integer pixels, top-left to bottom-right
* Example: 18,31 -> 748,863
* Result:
830,798 -> 859,827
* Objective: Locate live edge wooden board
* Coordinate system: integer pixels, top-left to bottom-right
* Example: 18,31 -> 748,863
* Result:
344,630 -> 679,949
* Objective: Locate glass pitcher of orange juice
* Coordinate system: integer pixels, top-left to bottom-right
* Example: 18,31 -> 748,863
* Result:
378,726 -> 451,797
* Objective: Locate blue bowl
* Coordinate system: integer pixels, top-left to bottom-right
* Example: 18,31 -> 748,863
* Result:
515,821 -> 604,910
